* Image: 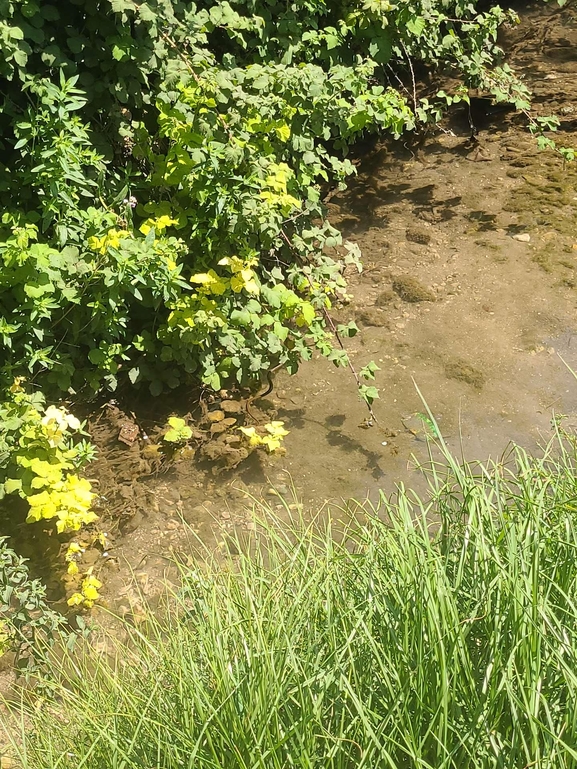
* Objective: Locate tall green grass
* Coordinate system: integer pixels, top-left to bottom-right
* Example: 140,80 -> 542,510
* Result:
7,425 -> 577,768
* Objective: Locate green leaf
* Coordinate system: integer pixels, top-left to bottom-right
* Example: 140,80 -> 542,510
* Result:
88,349 -> 106,365
40,5 -> 60,20
67,37 -> 85,54
24,281 -> 54,298
149,380 -> 163,396
4,478 -> 22,494
112,45 -> 127,61
360,361 -> 380,380
359,385 -> 379,405
12,50 -> 28,68
230,309 -> 251,326
110,0 -> 136,11
406,17 -> 426,36
206,372 -> 221,390
337,321 -> 359,338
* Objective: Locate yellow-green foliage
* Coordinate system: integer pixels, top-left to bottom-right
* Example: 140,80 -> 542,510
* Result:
0,380 -> 96,533
67,573 -> 103,609
239,421 -> 289,453
0,619 -> 8,656
163,416 -> 193,444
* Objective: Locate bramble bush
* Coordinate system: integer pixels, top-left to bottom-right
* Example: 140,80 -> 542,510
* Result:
0,0 -> 563,536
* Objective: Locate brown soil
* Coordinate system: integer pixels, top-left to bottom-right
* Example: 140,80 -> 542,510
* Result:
2,2 -> 577,730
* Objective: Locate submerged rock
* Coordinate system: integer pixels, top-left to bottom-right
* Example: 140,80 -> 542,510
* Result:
392,276 -> 436,303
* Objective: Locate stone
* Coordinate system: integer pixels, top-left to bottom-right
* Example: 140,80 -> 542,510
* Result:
221,400 -> 243,414
374,289 -> 395,306
357,308 -> 389,327
208,410 -> 225,422
182,504 -> 209,525
392,276 -> 436,303
268,484 -> 289,497
81,548 -> 100,567
512,233 -> 531,243
405,227 -> 431,245
445,360 -> 485,389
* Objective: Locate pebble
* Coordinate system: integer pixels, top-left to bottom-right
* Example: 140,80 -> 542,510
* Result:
208,410 -> 225,422
1,757 -> 13,769
512,233 -> 531,243
220,511 -> 231,520
221,400 -> 243,414
182,505 -> 205,524
268,484 -> 289,496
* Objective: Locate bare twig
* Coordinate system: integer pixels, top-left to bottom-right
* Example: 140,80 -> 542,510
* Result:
400,41 -> 417,112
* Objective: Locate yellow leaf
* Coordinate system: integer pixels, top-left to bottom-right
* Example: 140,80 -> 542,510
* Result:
87,235 -> 105,252
261,435 -> 282,452
218,256 -> 245,273
239,426 -> 263,447
82,575 -> 102,602
156,215 -> 179,230
264,421 -> 289,437
230,276 -> 243,293
139,221 -> 153,235
275,123 -> 291,142
9,377 -> 24,393
67,592 -> 84,607
191,270 -> 228,296
139,215 -> 178,235
82,584 -> 100,601
244,278 -> 260,295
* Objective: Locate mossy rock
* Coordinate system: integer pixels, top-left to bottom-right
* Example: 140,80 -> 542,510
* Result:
392,276 -> 436,303
445,359 -> 485,389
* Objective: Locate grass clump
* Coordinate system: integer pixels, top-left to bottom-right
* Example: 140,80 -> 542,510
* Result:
6,427 -> 577,768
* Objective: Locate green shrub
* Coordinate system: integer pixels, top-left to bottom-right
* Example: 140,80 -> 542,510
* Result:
0,537 -> 66,677
0,0 -> 532,399
9,426 -> 577,767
